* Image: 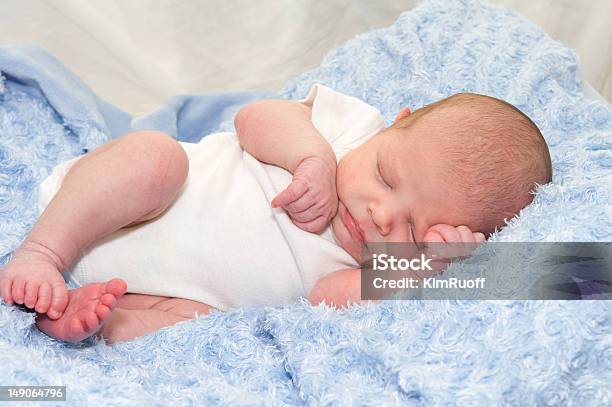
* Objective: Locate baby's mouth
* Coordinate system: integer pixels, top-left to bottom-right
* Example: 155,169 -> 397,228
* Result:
343,206 -> 365,246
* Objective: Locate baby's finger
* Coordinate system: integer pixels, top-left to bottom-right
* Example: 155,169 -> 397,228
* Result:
35,283 -> 52,314
453,226 -> 484,258
456,226 -> 476,243
0,277 -> 13,305
424,225 -> 465,260
282,190 -> 316,213
271,179 -> 308,208
292,215 -> 327,233
474,232 -> 486,243
422,230 -> 445,265
428,224 -> 462,243
422,230 -> 445,243
289,201 -> 321,223
48,282 -> 68,319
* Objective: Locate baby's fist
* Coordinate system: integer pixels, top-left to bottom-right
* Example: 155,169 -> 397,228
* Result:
423,224 -> 486,243
271,155 -> 338,233
422,224 -> 485,264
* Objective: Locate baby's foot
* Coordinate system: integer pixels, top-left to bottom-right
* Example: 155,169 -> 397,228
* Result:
36,278 -> 127,343
0,242 -> 69,319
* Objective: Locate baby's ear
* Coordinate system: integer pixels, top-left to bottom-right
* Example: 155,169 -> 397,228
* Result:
393,107 -> 411,124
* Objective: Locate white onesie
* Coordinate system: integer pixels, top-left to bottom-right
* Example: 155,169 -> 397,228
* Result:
37,84 -> 385,311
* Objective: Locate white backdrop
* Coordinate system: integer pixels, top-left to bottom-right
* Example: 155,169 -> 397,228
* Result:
1,0 -> 610,115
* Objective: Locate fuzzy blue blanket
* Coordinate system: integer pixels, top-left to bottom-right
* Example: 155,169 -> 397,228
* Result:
1,0 -> 611,405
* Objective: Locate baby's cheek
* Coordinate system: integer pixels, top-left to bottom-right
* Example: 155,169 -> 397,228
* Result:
335,172 -> 348,199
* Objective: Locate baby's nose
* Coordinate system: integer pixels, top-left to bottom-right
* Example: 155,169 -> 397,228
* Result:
369,205 -> 393,236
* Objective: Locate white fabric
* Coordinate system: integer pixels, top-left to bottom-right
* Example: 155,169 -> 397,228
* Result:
1,0 -> 609,115
37,84 -> 385,311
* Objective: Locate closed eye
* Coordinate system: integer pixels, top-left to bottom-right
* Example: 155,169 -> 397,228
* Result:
377,158 -> 391,189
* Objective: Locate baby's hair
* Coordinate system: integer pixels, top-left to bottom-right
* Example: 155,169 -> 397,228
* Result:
393,93 -> 552,236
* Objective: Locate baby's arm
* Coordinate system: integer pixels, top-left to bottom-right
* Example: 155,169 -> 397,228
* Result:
235,100 -> 335,174
309,268 -> 362,308
236,100 -> 338,233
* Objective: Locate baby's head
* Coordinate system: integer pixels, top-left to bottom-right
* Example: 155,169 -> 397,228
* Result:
331,92 -> 552,261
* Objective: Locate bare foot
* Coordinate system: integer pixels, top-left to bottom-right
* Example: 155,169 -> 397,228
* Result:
36,278 -> 127,343
0,241 -> 69,319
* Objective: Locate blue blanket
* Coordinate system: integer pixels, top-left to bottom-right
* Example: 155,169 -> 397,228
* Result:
1,0 -> 611,405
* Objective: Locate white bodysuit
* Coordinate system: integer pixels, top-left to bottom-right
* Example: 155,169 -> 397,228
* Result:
37,84 -> 385,311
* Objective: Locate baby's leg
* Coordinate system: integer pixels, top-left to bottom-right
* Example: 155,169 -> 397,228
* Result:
99,296 -> 216,344
26,130 -> 188,272
115,292 -> 176,310
0,131 -> 188,321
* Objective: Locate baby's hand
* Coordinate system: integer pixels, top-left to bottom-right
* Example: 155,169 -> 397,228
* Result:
421,224 -> 486,273
271,155 -> 338,233
423,224 -> 486,244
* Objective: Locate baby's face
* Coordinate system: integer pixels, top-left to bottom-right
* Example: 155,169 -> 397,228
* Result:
330,125 -> 467,263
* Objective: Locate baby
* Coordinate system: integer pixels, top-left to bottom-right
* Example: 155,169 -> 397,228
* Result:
0,84 -> 551,344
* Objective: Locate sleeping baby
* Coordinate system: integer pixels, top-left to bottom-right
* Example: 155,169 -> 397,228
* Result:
0,84 -> 552,343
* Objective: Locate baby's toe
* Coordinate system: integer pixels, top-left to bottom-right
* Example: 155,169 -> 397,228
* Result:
1,278 -> 14,305
48,283 -> 69,319
68,317 -> 86,339
100,293 -> 117,308
24,281 -> 41,308
105,279 -> 127,298
11,278 -> 26,304
35,283 -> 52,314
84,313 -> 100,333
95,303 -> 111,321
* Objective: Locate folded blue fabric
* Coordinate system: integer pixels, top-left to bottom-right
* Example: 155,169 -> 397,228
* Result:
1,0 -> 611,405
